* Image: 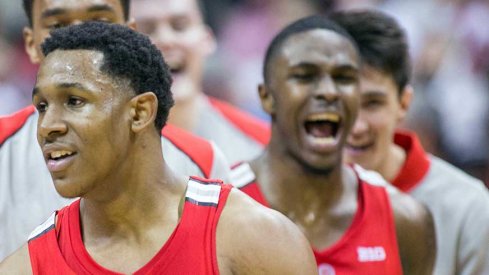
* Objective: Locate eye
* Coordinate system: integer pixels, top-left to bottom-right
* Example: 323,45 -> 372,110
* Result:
333,73 -> 357,84
47,22 -> 67,29
362,99 -> 384,109
36,101 -> 48,113
67,96 -> 84,107
171,17 -> 190,32
93,17 -> 111,23
292,72 -> 315,81
138,22 -> 157,36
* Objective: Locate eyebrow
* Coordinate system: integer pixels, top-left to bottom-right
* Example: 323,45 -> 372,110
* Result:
290,62 -> 358,71
58,82 -> 90,91
41,4 -> 114,19
32,82 -> 90,98
87,4 -> 115,14
363,91 -> 387,97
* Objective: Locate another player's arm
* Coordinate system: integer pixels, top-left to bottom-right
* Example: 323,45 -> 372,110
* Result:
0,244 -> 32,274
390,191 -> 436,275
217,188 -> 318,275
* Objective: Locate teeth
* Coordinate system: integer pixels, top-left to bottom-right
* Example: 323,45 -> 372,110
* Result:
50,150 -> 73,159
307,113 -> 340,123
312,136 -> 335,143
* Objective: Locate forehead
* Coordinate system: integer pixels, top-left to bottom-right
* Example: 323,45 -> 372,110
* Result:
360,66 -> 398,95
277,29 -> 359,68
37,49 -> 109,87
132,0 -> 202,20
34,0 -> 124,17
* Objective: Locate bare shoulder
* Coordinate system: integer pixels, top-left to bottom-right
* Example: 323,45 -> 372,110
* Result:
0,244 -> 32,274
387,188 -> 436,275
217,188 -> 317,275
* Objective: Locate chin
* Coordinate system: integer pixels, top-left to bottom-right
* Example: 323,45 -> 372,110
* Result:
53,179 -> 85,199
295,154 -> 337,176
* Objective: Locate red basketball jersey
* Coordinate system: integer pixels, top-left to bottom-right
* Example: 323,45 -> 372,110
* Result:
28,177 -> 232,275
231,162 -> 403,275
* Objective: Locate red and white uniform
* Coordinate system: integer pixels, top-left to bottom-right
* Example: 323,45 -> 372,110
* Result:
231,163 -> 403,275
0,106 -> 231,260
392,130 -> 489,275
28,177 -> 232,275
193,97 -> 270,164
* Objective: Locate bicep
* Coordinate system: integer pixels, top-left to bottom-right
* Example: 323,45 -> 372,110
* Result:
0,244 -> 32,274
217,190 -> 317,274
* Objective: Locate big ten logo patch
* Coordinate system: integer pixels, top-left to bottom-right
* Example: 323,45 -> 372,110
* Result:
318,263 -> 336,275
357,246 -> 386,262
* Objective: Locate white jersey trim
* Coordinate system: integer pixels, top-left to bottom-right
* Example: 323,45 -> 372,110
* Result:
354,164 -> 390,187
186,179 -> 221,206
230,162 -> 256,188
28,212 -> 56,241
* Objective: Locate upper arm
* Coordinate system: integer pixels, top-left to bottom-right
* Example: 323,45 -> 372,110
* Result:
391,192 -> 436,275
217,189 -> 317,275
0,244 -> 32,274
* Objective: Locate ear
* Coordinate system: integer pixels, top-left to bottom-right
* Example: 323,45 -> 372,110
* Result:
201,26 -> 217,56
258,84 -> 275,115
397,85 -> 413,122
23,27 -> 41,64
129,92 -> 158,133
126,17 -> 137,31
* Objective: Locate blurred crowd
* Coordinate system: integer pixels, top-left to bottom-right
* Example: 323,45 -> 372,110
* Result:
1,0 -> 488,185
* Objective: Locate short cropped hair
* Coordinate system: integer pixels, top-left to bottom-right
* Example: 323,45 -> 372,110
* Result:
42,21 -> 173,132
22,0 -> 130,26
263,15 -> 357,83
331,10 -> 411,95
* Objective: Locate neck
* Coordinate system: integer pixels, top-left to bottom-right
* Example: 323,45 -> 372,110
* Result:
251,139 -> 354,214
167,93 -> 206,132
79,133 -> 186,241
378,143 -> 406,182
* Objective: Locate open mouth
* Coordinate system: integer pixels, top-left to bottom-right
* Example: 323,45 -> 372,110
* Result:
49,150 -> 76,161
46,150 -> 77,173
304,113 -> 341,141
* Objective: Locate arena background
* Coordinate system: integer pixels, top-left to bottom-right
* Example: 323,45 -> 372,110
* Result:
1,0 -> 487,185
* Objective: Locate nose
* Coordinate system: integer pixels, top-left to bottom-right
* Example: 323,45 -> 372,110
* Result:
350,111 -> 369,137
314,75 -> 338,102
153,24 -> 177,50
38,106 -> 68,143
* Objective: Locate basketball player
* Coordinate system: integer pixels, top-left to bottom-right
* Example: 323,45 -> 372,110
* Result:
0,0 -> 231,260
231,15 -> 436,274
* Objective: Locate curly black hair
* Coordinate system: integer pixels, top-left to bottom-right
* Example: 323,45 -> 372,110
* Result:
331,10 -> 411,96
41,21 -> 173,132
22,0 -> 130,27
263,15 -> 358,83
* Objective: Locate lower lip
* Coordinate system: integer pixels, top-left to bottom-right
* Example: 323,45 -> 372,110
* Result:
345,145 -> 371,157
47,154 -> 76,173
304,134 -> 338,153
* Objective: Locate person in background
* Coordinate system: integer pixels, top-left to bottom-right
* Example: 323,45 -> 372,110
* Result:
334,9 -> 489,274
132,0 -> 270,165
231,15 -> 436,274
